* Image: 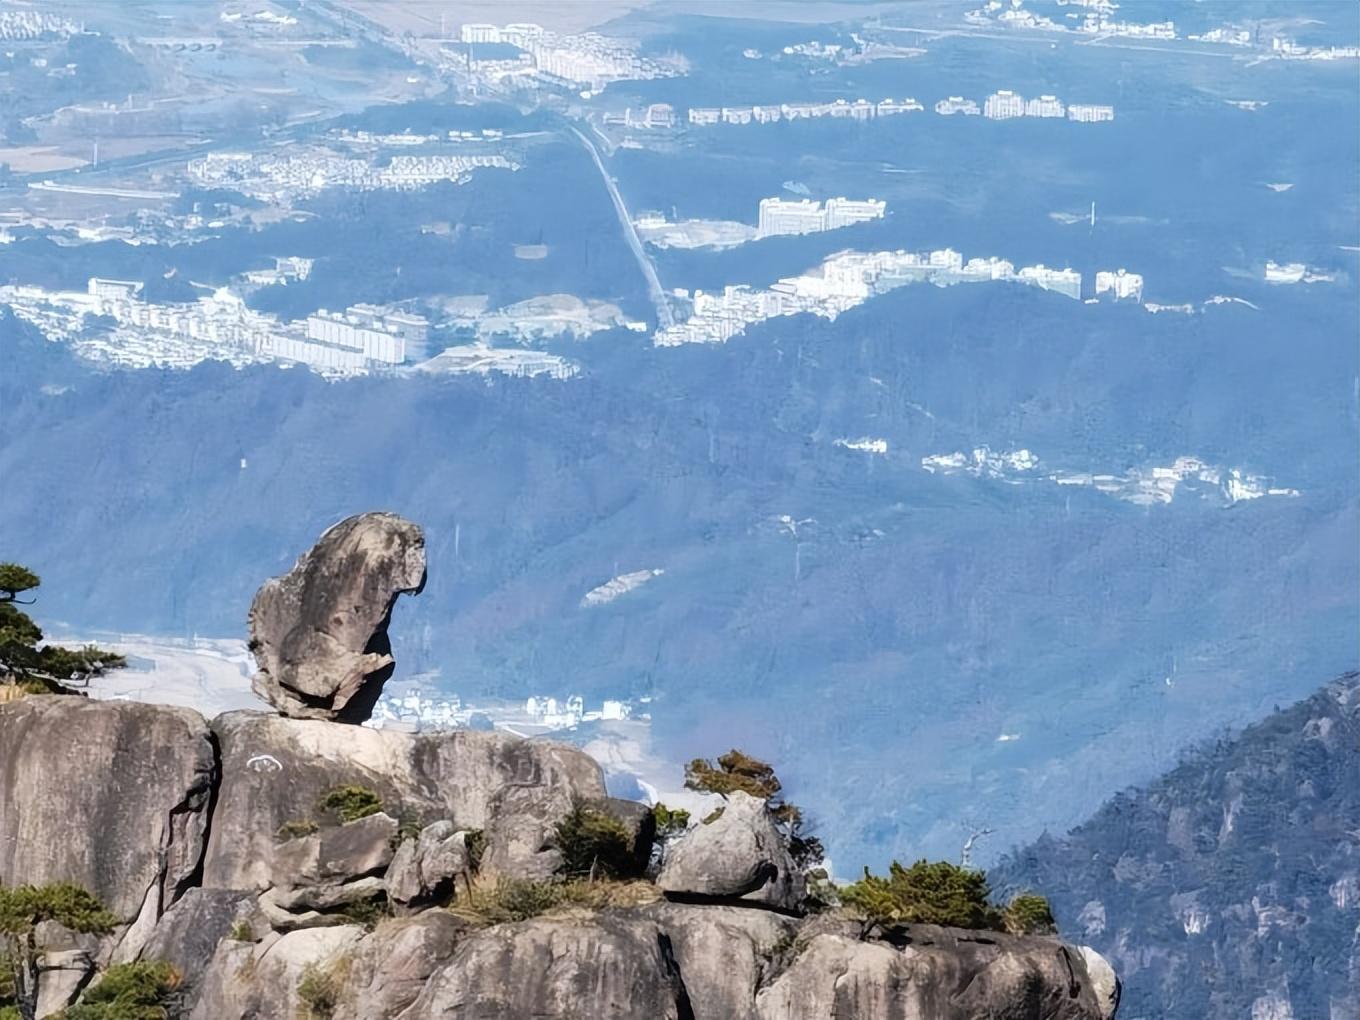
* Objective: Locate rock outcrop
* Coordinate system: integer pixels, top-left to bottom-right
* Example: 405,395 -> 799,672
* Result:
201,712 -> 606,891
0,697 -> 216,957
642,902 -> 797,1020
657,790 -> 804,910
754,926 -> 1113,1020
248,512 -> 426,722
0,514 -> 1124,1019
388,822 -> 472,912
401,911 -> 693,1019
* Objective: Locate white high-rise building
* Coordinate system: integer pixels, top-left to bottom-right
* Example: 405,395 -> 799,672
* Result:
758,198 -> 826,236
984,90 -> 1026,120
935,96 -> 980,116
824,197 -> 887,229
1017,265 -> 1082,300
1095,268 -> 1144,301
1025,94 -> 1065,118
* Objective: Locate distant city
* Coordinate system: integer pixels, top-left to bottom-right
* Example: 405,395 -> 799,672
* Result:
687,92 -> 1114,126
1,276 -> 576,378
919,449 -> 1301,507
365,687 -> 641,735
656,248 -> 1144,346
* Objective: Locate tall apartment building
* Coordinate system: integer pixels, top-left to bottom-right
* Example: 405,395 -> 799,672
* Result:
1025,95 -> 1065,118
824,197 -> 888,229
1095,268 -> 1144,301
984,90 -> 1026,120
304,305 -> 428,365
758,198 -> 826,236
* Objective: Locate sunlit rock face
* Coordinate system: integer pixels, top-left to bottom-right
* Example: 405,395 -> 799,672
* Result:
248,511 -> 426,723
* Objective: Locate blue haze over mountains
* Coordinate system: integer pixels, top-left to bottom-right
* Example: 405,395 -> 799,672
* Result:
1,2 -> 1357,873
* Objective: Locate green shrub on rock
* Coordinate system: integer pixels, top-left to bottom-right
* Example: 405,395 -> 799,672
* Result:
553,801 -> 637,879
841,860 -> 1002,933
318,785 -> 383,824
60,960 -> 180,1019
1002,892 -> 1057,935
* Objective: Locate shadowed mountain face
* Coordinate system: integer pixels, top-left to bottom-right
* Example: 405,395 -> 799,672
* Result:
2,269 -> 1355,873
993,674 -> 1360,1020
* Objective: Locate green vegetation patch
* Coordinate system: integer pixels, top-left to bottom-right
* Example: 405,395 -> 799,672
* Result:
60,960 -> 181,1020
318,785 -> 383,824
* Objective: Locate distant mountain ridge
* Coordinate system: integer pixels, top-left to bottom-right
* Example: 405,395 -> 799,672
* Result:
995,673 -> 1360,1020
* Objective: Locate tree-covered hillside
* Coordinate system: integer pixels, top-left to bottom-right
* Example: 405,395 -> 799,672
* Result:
995,674 -> 1360,1020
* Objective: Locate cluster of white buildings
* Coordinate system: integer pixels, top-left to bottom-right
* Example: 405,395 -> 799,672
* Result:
1,278 -> 429,375
922,449 -> 1299,507
971,0 -> 1358,58
757,197 -> 886,237
655,247 -> 1087,346
969,1 -> 1174,39
457,22 -> 678,91
602,103 -> 678,130
186,150 -> 518,202
688,94 -> 1111,126
0,10 -> 79,39
364,688 -> 636,734
330,128 -> 506,147
688,97 -> 923,126
416,343 -> 579,381
1266,37 -> 1360,61
365,690 -> 468,732
524,695 -> 633,729
981,91 -> 1112,122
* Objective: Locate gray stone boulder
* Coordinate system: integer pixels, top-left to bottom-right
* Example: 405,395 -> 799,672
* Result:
657,790 -> 804,911
1077,946 -> 1122,1020
190,924 -> 365,1020
249,512 -> 425,722
137,888 -> 256,1013
387,821 -> 470,911
401,911 -> 692,1019
641,902 -> 797,1020
0,697 -> 216,956
33,921 -> 101,1019
754,928 -> 1116,1020
262,812 -> 398,927
202,712 -> 605,891
333,912 -> 471,1019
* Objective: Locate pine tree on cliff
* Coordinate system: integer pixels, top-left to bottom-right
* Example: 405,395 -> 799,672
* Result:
0,564 -> 125,696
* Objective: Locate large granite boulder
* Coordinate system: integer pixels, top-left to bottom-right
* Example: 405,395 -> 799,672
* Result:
190,924 -> 365,1020
137,888 -> 256,1012
0,698 -> 216,956
249,512 -> 426,722
333,912 -> 471,1020
202,712 -> 606,890
401,911 -> 692,1019
642,902 -> 797,1020
754,927 -> 1117,1020
657,790 -> 804,911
